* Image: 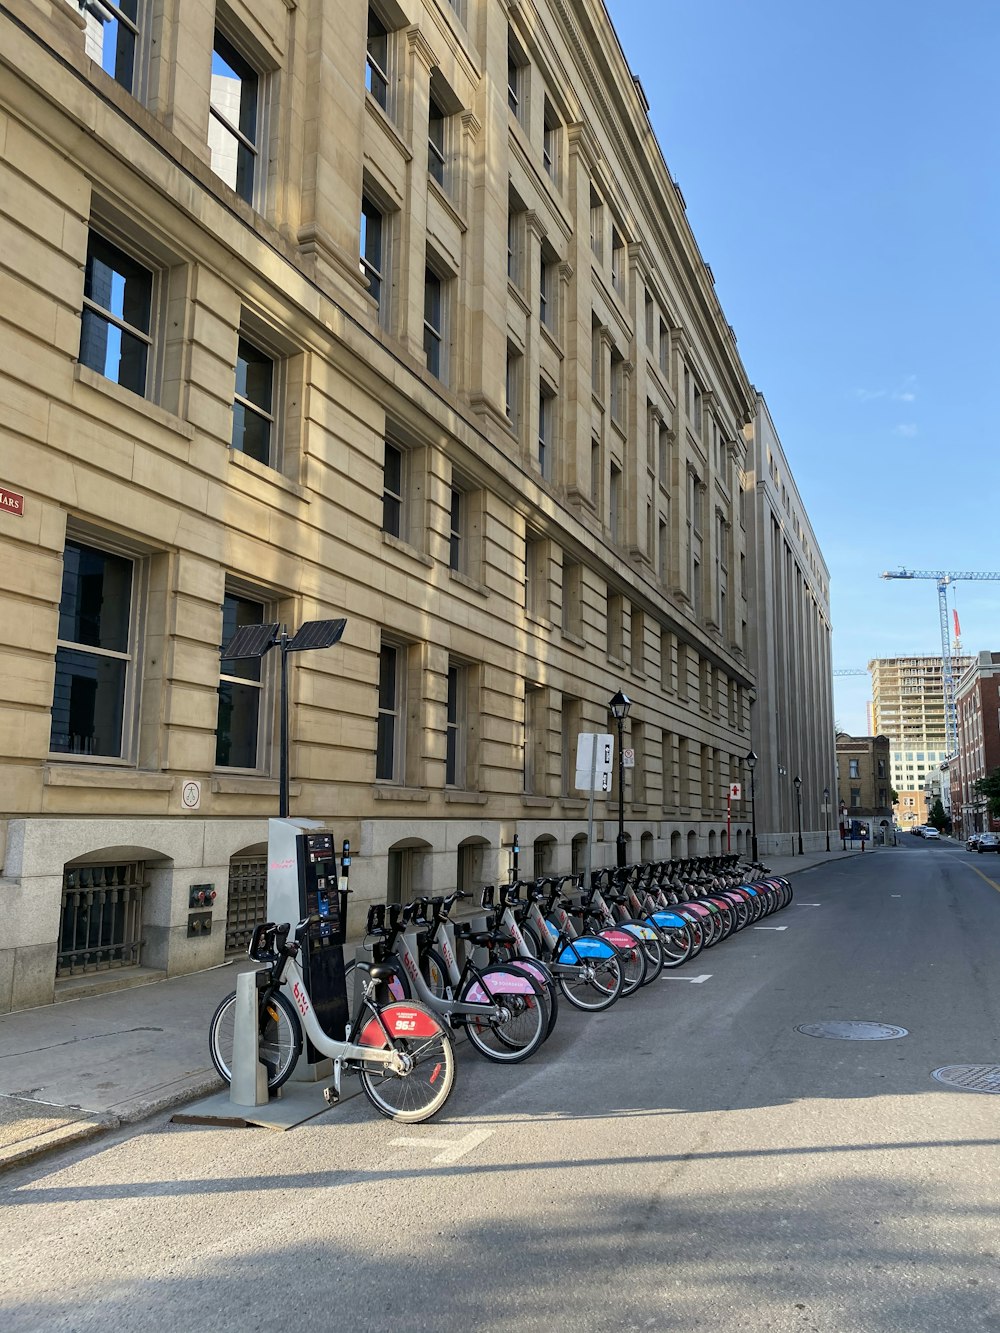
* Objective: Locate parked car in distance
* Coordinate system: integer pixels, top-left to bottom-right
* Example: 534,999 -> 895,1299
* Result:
976,832 -> 1000,852
967,833 -> 982,850
922,827 -> 941,840
911,825 -> 925,836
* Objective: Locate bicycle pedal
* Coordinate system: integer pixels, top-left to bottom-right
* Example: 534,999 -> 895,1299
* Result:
322,1086 -> 340,1106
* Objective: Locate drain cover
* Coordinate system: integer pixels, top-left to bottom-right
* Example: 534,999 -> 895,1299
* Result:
932,1065 -> 1000,1094
796,1021 -> 909,1041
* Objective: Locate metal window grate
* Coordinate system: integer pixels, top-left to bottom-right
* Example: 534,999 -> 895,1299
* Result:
226,856 -> 268,953
58,862 -> 145,977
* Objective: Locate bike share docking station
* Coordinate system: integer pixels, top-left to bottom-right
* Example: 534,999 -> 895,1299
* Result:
173,817 -> 354,1132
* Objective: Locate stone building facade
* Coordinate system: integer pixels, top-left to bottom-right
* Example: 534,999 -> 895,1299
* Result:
743,396 -> 835,854
0,0 -> 789,1011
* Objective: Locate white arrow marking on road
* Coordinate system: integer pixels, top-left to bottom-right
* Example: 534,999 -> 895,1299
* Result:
661,973 -> 712,983
795,903 -> 822,907
389,1127 -> 493,1164
891,894 -> 901,898
753,926 -> 788,931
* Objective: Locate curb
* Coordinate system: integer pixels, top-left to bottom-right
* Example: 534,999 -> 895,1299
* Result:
0,1072 -> 225,1174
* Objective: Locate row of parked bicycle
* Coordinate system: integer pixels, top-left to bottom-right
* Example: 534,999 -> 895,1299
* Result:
209,853 -> 793,1123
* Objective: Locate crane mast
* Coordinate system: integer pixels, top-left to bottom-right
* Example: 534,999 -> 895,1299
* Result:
879,568 -> 1000,756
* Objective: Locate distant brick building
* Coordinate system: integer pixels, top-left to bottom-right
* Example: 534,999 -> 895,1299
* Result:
836,734 -> 893,841
952,653 -> 1000,835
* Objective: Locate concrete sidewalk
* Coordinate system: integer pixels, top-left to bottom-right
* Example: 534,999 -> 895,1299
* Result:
0,846 -> 875,1170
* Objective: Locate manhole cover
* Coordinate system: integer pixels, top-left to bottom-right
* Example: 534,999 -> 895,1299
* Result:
932,1065 -> 1000,1094
796,1021 -> 909,1041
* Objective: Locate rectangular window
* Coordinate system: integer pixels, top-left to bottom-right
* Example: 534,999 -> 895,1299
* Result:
542,98 -> 559,180
445,662 -> 465,787
506,344 -> 522,431
607,590 -> 624,660
540,253 -> 555,330
562,559 -> 582,636
507,28 -> 527,123
81,0 -> 141,94
360,195 -> 385,315
562,694 -> 582,794
51,540 -> 136,759
658,317 -> 668,374
611,227 -> 624,294
217,591 -> 268,769
525,532 -> 546,618
449,485 -> 464,572
610,350 -> 624,424
209,30 -> 260,205
423,267 -> 443,378
428,95 -> 446,186
644,291 -> 654,346
376,642 -> 403,781
232,336 -> 275,466
850,786 -> 861,807
80,230 -> 153,397
609,463 -> 622,544
538,381 -> 554,479
382,441 -> 404,538
589,185 -> 603,259
849,759 -> 860,779
658,516 -> 668,583
590,437 -> 601,505
366,8 -> 389,109
660,629 -> 673,693
632,721 -> 646,803
631,608 -> 645,675
523,682 -> 545,794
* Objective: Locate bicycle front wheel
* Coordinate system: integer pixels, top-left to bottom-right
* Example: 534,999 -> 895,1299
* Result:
358,1001 -> 455,1123
556,946 -> 623,1011
209,987 -> 302,1091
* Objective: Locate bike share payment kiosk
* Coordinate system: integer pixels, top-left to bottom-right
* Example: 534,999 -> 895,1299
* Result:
265,817 -> 350,1081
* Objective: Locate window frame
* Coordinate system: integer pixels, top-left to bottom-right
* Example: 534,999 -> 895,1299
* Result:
445,660 -> 466,788
80,227 -> 156,399
382,439 -> 406,540
80,0 -> 145,97
216,587 -> 274,772
366,7 -> 390,111
428,93 -> 447,187
376,639 -> 406,783
542,98 -> 560,182
360,193 -> 388,320
538,380 -> 555,480
50,536 -> 144,764
231,332 -> 278,468
208,27 -> 264,207
423,263 -> 446,380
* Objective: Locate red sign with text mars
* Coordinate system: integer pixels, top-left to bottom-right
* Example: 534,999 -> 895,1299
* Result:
0,488 -> 23,516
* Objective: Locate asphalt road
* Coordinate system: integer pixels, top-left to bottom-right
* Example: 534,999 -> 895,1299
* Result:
3,844 -> 999,1333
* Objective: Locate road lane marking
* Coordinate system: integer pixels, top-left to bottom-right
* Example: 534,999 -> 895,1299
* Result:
891,894 -> 901,898
753,926 -> 788,931
795,903 -> 822,907
661,973 -> 712,983
389,1127 -> 494,1164
966,862 -> 1000,894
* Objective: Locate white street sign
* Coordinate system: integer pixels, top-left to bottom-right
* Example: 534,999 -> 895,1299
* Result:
575,733 -> 614,792
729,782 -> 742,800
622,747 -> 635,769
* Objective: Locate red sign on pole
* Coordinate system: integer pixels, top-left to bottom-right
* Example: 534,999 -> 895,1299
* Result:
0,488 -> 24,516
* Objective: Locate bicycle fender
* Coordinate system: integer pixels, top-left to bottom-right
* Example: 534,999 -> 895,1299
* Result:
464,971 -> 538,1002
557,936 -> 617,963
359,1003 -> 441,1046
619,922 -> 660,942
600,928 -> 642,951
649,911 -> 688,930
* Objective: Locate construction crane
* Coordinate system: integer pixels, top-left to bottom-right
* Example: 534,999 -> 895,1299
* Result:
833,669 -> 867,677
879,567 -> 1000,755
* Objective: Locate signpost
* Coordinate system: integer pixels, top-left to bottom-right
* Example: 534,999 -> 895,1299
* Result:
727,782 -> 742,851
575,733 -> 614,892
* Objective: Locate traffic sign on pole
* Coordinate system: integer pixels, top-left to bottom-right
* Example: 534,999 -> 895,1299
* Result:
575,733 -> 614,792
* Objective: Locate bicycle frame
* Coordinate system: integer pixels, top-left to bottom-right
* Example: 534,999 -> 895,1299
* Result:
278,947 -> 437,1101
390,925 -> 537,1021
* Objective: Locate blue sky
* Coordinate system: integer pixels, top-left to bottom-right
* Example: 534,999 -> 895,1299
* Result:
603,0 -> 1000,732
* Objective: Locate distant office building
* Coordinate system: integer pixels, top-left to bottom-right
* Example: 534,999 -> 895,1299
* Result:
952,652 -> 1000,835
869,654 -> 972,828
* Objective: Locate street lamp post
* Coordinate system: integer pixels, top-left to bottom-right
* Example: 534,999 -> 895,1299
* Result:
794,774 -> 803,856
823,785 -> 830,852
745,749 -> 758,863
608,689 -> 632,869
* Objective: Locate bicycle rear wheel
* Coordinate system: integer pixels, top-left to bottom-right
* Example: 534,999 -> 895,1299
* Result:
461,965 -> 547,1062
357,1001 -> 455,1123
556,946 -> 623,1011
208,988 -> 302,1092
